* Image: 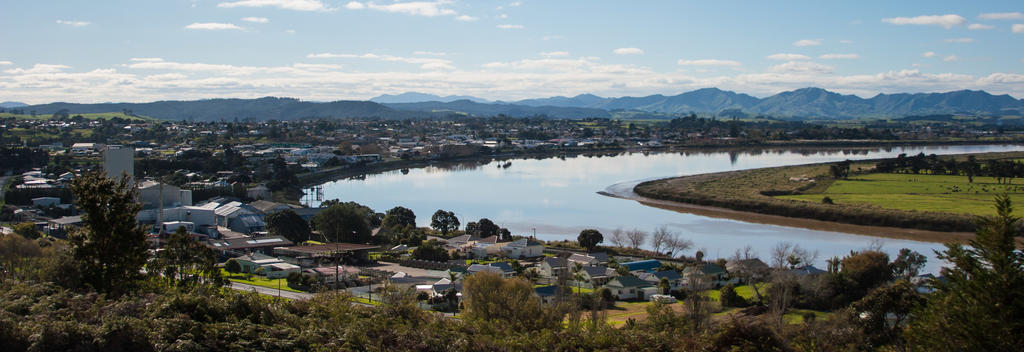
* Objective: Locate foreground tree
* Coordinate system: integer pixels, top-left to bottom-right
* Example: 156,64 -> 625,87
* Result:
462,271 -> 565,332
265,209 -> 311,243
430,210 -> 460,235
907,194 -> 1024,351
577,229 -> 603,252
149,227 -> 225,290
68,171 -> 149,296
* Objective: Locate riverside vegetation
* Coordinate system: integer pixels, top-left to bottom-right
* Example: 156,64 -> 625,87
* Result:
635,151 -> 1024,234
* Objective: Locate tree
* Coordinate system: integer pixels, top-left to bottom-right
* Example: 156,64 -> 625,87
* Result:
473,218 -> 500,238
224,258 -> 242,276
311,203 -> 372,243
462,271 -> 564,332
830,160 -> 852,179
12,222 -> 41,240
149,227 -> 225,290
907,194 -> 1024,351
430,210 -> 460,235
841,250 -> 892,293
719,283 -> 746,307
412,239 -> 449,262
609,228 -> 626,247
626,229 -> 647,250
265,209 -> 311,243
665,233 -> 694,258
381,206 -> 416,230
650,226 -> 671,254
891,248 -> 927,281
68,171 -> 148,296
577,229 -> 603,252
850,281 -> 924,349
658,277 -> 671,295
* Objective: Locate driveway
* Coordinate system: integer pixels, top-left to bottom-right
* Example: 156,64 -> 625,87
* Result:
229,282 -> 314,300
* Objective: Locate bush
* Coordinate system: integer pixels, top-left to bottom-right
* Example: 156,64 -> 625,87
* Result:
719,284 -> 748,308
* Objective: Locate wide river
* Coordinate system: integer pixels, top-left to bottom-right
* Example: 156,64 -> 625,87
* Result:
309,144 -> 1024,274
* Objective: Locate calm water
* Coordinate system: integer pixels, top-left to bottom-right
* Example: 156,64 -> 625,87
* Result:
310,144 -> 1024,274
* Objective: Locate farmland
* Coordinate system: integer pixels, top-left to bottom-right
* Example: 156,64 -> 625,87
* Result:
779,173 -> 1024,216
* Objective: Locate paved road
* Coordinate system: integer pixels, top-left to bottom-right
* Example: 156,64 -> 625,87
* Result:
229,282 -> 314,300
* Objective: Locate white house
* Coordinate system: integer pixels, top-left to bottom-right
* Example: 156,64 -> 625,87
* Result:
501,238 -> 544,258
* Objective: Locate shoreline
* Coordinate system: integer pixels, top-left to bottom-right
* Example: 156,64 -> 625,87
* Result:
598,189 -> 976,244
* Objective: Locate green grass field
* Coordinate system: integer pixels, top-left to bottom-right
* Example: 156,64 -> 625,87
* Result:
221,269 -> 304,293
778,173 -> 1024,216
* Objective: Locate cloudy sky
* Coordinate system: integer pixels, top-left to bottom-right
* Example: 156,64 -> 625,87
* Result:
1,0 -> 1022,104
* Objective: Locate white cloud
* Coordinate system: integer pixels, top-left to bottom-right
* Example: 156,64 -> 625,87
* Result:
944,55 -> 959,62
284,29 -> 296,34
839,39 -> 854,44
185,22 -> 244,30
497,24 -> 524,29
945,37 -> 974,43
3,64 -> 72,74
0,61 -> 12,65
978,12 -> 1024,20
882,14 -> 966,29
509,2 -> 521,6
613,47 -> 644,55
1015,24 -> 1024,33
819,53 -> 860,59
455,15 -> 478,21
305,52 -> 454,70
968,23 -> 994,30
766,53 -> 810,61
793,39 -> 822,47
540,51 -> 569,57
217,0 -> 329,11
56,20 -> 90,27
348,1 -> 458,17
769,61 -> 834,74
241,17 -> 269,23
677,59 -> 741,66
922,51 -> 936,58
414,51 -> 447,56
130,58 -> 164,62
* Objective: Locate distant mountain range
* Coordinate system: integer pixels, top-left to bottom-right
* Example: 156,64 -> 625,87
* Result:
0,101 -> 28,108
9,88 -> 1024,121
370,92 -> 491,104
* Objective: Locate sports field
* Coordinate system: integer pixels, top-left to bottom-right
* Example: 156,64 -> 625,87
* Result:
778,173 -> 1024,216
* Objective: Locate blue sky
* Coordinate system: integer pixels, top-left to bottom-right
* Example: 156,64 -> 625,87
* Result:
1,0 -> 1022,103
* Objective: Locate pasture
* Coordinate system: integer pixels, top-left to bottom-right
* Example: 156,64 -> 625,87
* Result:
778,173 -> 1024,216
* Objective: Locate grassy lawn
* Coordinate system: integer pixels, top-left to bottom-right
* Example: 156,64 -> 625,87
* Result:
221,269 -> 304,293
706,283 -> 768,302
778,173 -> 1024,216
783,309 -> 831,324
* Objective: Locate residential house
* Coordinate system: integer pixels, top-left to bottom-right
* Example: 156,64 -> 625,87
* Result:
467,262 -> 516,278
540,257 -> 568,278
205,236 -> 293,256
789,265 -> 826,277
263,262 -> 301,279
500,238 -> 544,258
726,258 -> 770,283
620,259 -> 662,273
568,252 -> 609,266
576,265 -> 615,287
682,263 -> 728,287
637,270 -> 684,291
304,265 -> 360,286
604,276 -> 657,301
250,200 -> 293,215
431,278 -> 462,298
534,285 -> 567,304
234,252 -> 282,273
